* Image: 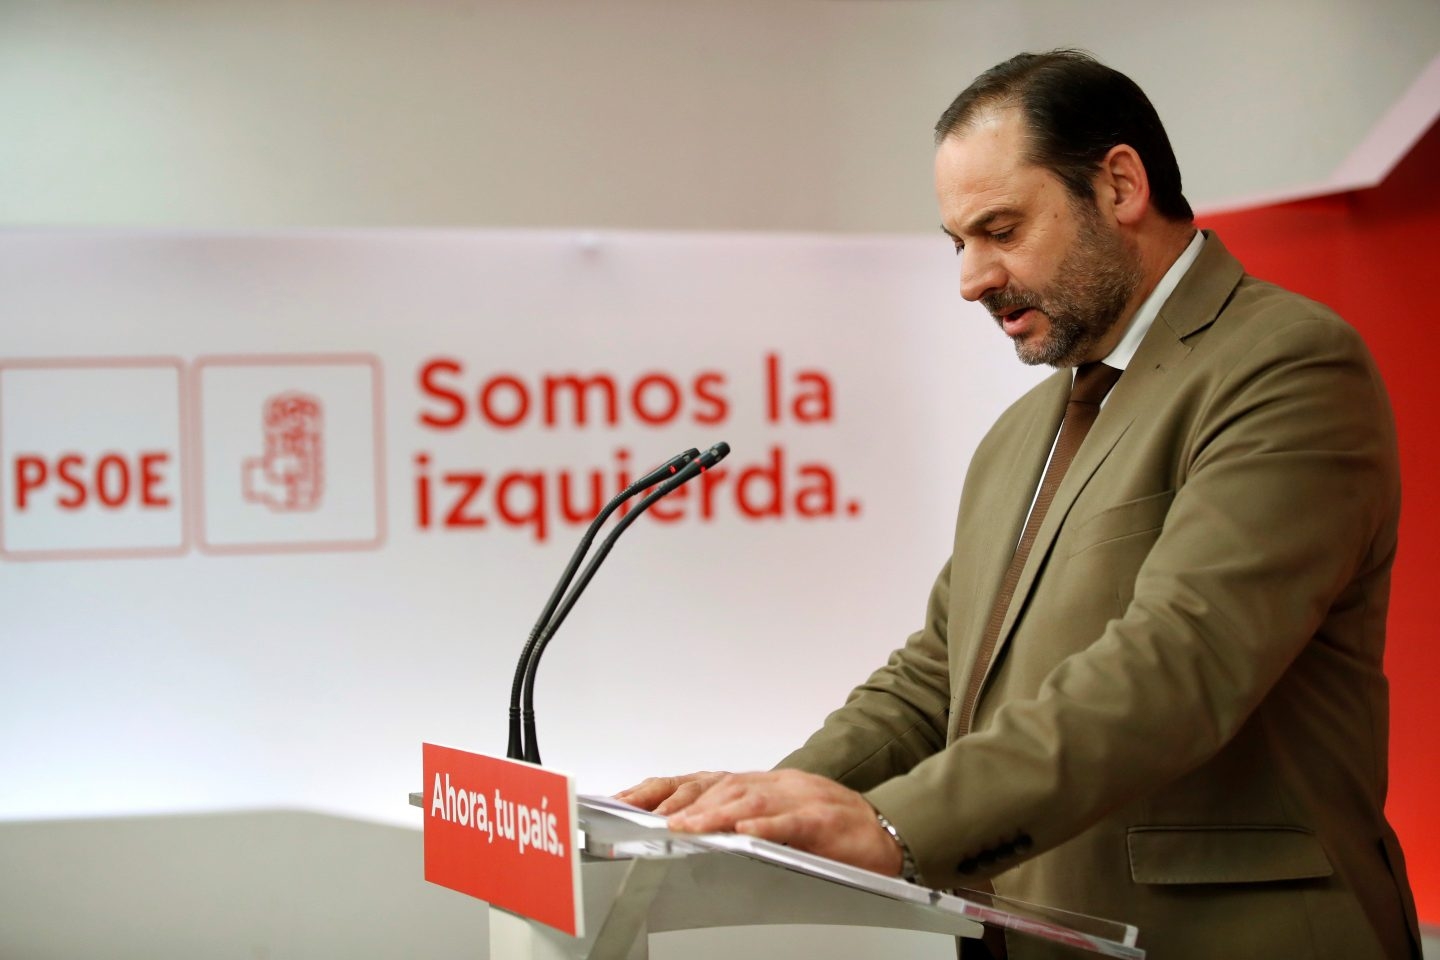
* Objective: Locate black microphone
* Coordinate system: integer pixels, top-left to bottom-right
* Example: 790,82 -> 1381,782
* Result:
506,447 -> 700,761
521,441 -> 730,764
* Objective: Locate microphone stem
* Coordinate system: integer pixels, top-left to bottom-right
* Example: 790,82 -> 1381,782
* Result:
520,455 -> 717,764
506,448 -> 697,760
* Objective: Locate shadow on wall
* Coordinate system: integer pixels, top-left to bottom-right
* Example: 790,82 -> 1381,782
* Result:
0,811 -> 483,960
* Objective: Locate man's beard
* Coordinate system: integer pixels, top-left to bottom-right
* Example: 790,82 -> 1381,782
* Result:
983,204 -> 1144,367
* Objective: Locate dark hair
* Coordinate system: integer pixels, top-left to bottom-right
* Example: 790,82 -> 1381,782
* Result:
935,49 -> 1193,222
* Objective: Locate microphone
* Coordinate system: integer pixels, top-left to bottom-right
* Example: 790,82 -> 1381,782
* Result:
520,441 -> 730,764
506,446 -> 700,761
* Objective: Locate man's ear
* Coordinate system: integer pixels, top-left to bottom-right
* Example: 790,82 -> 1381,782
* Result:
1096,144 -> 1151,226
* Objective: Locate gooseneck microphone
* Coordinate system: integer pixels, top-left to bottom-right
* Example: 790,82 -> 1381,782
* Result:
506,446 -> 698,761
519,442 -> 730,764
505,443 -> 729,764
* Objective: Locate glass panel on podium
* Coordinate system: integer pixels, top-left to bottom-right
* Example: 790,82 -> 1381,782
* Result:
576,795 -> 1142,958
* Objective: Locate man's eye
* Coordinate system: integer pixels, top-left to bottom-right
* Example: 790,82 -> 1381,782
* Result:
992,228 -> 1014,242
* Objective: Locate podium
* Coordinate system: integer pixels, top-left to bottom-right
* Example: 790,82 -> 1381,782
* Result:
409,792 -> 1144,959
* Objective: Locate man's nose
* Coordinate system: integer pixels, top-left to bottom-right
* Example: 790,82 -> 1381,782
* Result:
959,248 -> 1005,302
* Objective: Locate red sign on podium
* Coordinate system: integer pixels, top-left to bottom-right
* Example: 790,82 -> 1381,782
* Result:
422,743 -> 582,936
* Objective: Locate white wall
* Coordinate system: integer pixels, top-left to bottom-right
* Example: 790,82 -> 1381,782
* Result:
1,0 -> 1437,231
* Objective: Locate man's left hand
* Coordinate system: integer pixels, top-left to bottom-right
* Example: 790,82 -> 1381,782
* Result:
665,769 -> 904,877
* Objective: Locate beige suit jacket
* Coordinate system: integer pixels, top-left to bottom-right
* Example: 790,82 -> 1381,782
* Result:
778,234 -> 1422,959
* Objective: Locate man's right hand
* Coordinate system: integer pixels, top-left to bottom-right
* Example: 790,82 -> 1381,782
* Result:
613,771 -> 730,815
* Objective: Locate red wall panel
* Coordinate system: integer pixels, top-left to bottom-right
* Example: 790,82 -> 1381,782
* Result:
1201,119 -> 1440,923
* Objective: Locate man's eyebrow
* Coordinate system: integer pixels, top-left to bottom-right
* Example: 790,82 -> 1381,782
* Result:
948,207 -> 1021,238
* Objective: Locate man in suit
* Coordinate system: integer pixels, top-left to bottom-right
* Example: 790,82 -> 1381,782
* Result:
618,51 -> 1421,958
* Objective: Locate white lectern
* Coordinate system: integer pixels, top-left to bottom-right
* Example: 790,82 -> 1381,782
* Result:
409,792 -> 1143,959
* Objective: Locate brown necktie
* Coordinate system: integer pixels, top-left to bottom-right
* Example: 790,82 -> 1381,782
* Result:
956,361 -> 1123,737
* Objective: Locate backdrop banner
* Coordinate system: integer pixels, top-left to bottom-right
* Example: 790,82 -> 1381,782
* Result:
0,228 -> 1044,825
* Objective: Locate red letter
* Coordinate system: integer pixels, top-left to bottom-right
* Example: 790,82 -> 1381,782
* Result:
495,471 -> 548,542
736,446 -> 784,518
139,452 -> 171,507
419,358 -> 467,429
631,373 -> 681,426
558,469 -> 604,524
698,466 -> 729,520
648,483 -> 689,523
795,463 -> 838,516
765,353 -> 782,423
479,375 -> 530,429
13,456 -> 46,510
791,370 -> 833,423
95,454 -> 131,508
415,453 -> 433,529
543,374 -> 619,427
56,454 -> 87,509
692,371 -> 729,425
443,473 -> 488,527
612,448 -> 633,513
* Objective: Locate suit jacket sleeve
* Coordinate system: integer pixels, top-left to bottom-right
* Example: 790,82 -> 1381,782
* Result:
773,558 -> 954,791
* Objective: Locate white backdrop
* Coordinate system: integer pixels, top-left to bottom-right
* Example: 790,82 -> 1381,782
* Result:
0,229 -> 1045,826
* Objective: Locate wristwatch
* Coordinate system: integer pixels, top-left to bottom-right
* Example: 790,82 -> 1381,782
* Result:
874,810 -> 919,883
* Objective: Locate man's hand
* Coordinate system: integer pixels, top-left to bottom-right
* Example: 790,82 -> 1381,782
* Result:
614,771 -> 730,815
665,770 -> 905,877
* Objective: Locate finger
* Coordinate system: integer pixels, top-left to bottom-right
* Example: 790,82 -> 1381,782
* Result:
656,771 -> 743,818
653,777 -> 715,815
614,777 -> 682,811
618,772 -> 729,811
669,783 -> 772,833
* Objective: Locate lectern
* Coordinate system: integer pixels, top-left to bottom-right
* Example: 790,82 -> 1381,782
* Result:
409,792 -> 1144,959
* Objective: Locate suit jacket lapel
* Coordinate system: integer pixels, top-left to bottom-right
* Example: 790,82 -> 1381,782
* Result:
963,371 -> 1070,644
969,232 -> 1247,709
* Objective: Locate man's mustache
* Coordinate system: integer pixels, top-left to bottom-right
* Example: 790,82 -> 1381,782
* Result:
982,290 -> 1037,317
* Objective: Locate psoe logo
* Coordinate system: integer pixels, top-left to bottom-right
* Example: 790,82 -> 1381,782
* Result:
196,354 -> 384,554
0,357 -> 188,561
243,392 -> 324,512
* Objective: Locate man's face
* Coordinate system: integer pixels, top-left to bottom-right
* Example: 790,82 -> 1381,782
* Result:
936,109 -> 1142,367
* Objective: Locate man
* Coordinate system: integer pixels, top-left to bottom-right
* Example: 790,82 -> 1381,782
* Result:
618,51 -> 1421,959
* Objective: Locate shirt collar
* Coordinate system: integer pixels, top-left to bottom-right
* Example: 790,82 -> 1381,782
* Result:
1098,228 -> 1205,372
